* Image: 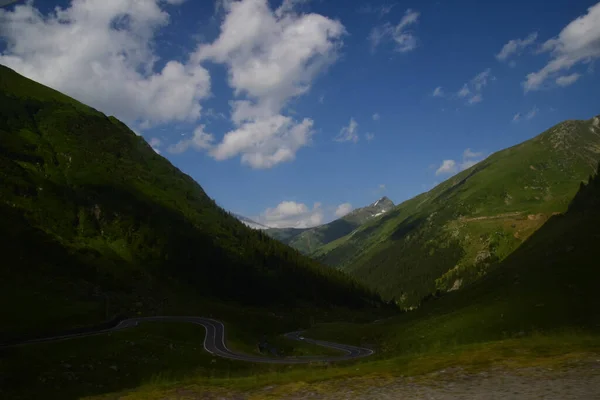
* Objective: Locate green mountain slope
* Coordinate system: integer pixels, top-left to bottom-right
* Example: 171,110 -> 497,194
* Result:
266,196 -> 395,254
0,65 -> 383,341
314,116 -> 600,307
308,163 -> 600,357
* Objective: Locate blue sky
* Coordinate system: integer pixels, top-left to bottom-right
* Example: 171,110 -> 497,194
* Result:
1,0 -> 599,227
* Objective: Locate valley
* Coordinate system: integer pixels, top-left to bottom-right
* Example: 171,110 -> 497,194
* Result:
1,1 -> 600,395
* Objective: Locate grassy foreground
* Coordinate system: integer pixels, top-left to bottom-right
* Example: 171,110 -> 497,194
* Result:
81,331 -> 599,400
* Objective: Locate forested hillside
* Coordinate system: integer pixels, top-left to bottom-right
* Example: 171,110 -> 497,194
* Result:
0,65 -> 383,341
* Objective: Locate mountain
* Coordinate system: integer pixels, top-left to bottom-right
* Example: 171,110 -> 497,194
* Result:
0,65 -> 384,341
306,163 -> 600,361
233,213 -> 270,230
313,115 -> 600,307
266,196 -> 395,254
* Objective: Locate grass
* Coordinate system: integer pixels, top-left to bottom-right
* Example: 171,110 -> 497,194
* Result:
0,319 -> 347,400
79,331 -> 600,400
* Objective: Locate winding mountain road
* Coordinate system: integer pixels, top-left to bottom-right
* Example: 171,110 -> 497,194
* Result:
3,316 -> 374,364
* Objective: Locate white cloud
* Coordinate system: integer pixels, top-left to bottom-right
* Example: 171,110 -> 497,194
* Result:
0,0 -> 210,126
432,86 -> 444,97
211,116 -> 314,168
471,69 -> 492,91
456,68 -> 493,104
555,73 -> 581,87
526,106 -> 539,120
436,148 -> 486,176
467,94 -> 482,104
366,132 -> 375,141
275,0 -> 310,17
496,32 -> 538,61
523,3 -> 600,92
194,0 -> 344,168
369,9 -> 420,52
335,118 -> 359,143
436,160 -> 457,176
168,125 -> 215,154
457,84 -> 471,98
378,184 -> 386,190
372,113 -> 381,121
512,112 -> 522,122
334,203 -> 353,218
256,200 -> 323,228
463,148 -> 483,159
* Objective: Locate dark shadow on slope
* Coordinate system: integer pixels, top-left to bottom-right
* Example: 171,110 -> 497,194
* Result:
411,164 -> 600,338
313,219 -> 357,244
389,217 -> 425,241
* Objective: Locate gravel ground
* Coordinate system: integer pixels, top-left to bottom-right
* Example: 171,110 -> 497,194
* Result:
255,358 -> 600,400
109,357 -> 600,399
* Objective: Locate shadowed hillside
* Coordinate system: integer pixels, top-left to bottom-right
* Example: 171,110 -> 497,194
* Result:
0,65 -> 384,341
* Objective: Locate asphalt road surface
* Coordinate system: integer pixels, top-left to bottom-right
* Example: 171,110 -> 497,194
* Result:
3,316 -> 374,364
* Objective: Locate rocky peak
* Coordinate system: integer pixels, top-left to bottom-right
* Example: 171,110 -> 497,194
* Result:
371,196 -> 394,210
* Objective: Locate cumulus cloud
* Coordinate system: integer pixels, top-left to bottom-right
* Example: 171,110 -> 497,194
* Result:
496,32 -> 538,61
523,3 -> 600,92
369,9 -> 420,52
256,200 -> 323,228
435,160 -> 457,176
211,116 -> 314,168
436,148 -> 485,176
432,86 -> 444,97
194,0 -> 345,168
463,148 -> 483,159
168,125 -> 215,154
372,113 -> 381,121
0,0 -> 210,126
334,203 -> 353,218
335,118 -> 359,143
366,132 -> 375,141
456,68 -> 493,105
555,73 -> 581,87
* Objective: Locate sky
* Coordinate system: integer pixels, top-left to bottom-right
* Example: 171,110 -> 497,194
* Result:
1,0 -> 600,228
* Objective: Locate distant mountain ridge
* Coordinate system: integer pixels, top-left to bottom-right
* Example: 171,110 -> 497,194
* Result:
266,196 -> 395,254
